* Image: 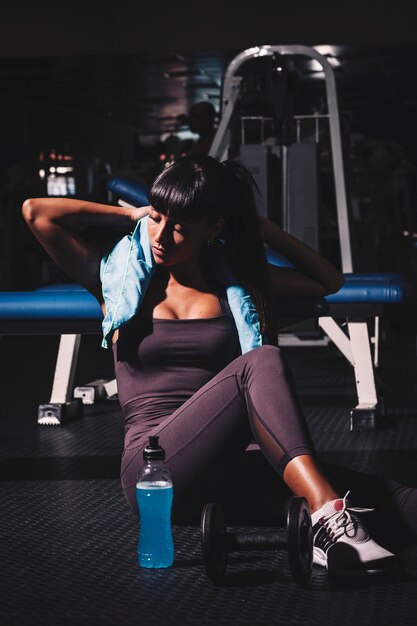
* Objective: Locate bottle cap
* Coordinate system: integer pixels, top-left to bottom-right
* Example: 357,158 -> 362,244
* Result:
143,435 -> 165,461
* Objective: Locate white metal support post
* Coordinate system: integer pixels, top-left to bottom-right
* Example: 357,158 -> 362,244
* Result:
38,333 -> 83,425
318,316 -> 378,402
50,334 -> 81,404
347,321 -> 378,408
318,315 -> 381,429
209,76 -> 242,162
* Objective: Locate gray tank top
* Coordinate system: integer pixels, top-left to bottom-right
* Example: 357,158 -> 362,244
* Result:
113,292 -> 240,444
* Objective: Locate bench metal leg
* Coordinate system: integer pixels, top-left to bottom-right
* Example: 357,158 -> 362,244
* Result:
347,320 -> 378,404
348,320 -> 383,430
38,334 -> 83,425
74,377 -> 118,404
318,317 -> 383,431
104,378 -> 118,397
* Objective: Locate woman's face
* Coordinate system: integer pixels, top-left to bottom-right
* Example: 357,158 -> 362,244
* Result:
147,207 -> 216,268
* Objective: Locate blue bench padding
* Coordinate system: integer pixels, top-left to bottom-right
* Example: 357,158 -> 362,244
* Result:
0,255 -> 411,322
107,178 -> 149,207
325,280 -> 410,304
0,285 -> 327,321
265,249 -> 411,304
0,289 -> 102,320
0,273 -> 410,321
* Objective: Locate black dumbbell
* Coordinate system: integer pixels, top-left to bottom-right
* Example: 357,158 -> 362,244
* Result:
200,495 -> 313,586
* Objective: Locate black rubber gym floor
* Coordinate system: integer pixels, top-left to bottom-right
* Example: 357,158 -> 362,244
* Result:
1,320 -> 417,625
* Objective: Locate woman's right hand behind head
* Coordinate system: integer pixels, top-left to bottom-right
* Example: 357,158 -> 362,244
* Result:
131,205 -> 151,222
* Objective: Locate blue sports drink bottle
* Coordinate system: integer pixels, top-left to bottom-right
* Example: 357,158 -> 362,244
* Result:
136,436 -> 174,568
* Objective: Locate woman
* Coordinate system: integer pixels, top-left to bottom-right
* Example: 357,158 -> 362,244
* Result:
22,156 -> 413,578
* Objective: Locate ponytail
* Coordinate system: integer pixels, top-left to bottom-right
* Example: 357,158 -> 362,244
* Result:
221,160 -> 276,342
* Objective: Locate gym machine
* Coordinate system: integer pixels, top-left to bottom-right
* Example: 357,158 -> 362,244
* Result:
208,45 -> 401,429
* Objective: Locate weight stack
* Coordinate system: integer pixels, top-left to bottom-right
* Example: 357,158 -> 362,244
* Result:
239,144 -> 281,219
282,142 -> 320,251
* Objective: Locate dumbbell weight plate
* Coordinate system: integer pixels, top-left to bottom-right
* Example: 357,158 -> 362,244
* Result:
286,496 -> 313,586
201,502 -> 227,583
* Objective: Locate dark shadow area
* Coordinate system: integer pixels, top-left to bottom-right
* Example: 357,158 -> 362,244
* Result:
0,456 -> 121,480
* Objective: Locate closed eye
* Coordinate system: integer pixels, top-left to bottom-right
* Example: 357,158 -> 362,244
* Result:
149,212 -> 188,235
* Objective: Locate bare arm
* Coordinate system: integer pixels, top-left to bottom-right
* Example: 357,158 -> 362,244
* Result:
22,197 -> 150,303
258,216 -> 344,297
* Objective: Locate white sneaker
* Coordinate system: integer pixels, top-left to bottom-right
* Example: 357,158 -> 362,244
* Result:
311,492 -> 397,577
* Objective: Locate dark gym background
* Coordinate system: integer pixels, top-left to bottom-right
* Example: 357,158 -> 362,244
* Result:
1,3 -> 417,625
2,2 -> 417,290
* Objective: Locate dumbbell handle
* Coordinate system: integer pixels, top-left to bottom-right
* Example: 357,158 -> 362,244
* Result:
225,530 -> 284,552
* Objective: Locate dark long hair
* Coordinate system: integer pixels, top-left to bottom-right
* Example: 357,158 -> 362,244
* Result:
148,156 -> 276,341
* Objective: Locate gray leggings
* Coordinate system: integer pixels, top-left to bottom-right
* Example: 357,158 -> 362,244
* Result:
121,345 -> 315,521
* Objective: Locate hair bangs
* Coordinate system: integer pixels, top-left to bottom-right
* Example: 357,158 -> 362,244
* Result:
148,162 -> 212,223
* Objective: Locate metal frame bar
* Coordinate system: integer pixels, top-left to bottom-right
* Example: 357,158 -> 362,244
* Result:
347,320 -> 378,408
209,45 -> 353,272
